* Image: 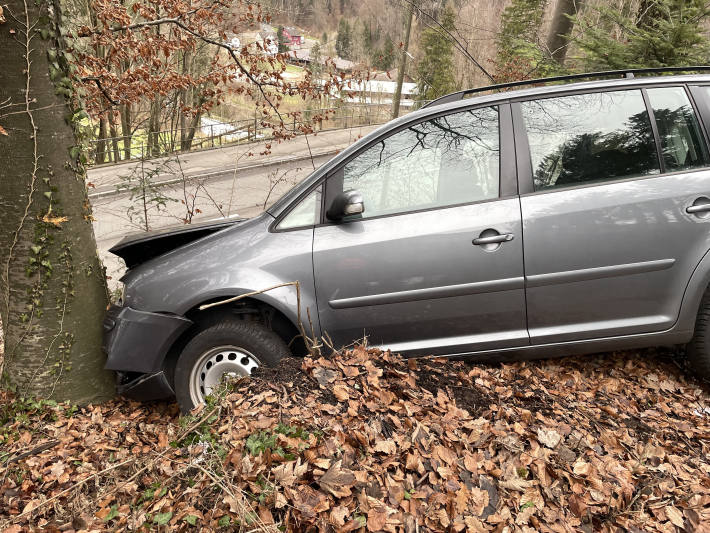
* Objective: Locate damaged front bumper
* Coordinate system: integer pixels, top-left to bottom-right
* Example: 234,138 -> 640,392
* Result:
116,370 -> 175,401
103,305 -> 193,401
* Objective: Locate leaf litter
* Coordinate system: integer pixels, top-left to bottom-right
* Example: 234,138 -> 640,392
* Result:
1,346 -> 709,532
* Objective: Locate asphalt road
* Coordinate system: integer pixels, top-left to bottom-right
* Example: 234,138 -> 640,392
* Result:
88,125 -> 378,286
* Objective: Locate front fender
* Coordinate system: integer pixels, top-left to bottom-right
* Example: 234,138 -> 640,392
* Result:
122,215 -> 319,340
176,281 -> 320,339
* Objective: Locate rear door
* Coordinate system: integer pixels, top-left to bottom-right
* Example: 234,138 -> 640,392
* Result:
516,86 -> 710,344
312,104 -> 529,356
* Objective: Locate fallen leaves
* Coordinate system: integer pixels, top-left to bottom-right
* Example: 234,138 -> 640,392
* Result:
537,426 -> 561,448
1,346 -> 709,532
318,460 -> 356,498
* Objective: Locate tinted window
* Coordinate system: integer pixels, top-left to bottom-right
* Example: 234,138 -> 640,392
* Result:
277,186 -> 321,230
647,87 -> 708,172
340,107 -> 499,219
522,90 -> 659,191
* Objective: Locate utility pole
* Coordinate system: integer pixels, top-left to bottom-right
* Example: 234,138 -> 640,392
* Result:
392,1 -> 415,119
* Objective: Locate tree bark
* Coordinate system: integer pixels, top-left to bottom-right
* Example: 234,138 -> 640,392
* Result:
546,0 -> 583,65
180,51 -> 194,152
182,111 -> 202,152
148,97 -> 162,157
120,104 -> 132,160
0,0 -> 114,403
96,118 -> 108,165
107,111 -> 121,162
392,1 -> 414,119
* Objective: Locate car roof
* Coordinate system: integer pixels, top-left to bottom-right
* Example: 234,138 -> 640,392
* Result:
421,73 -> 710,113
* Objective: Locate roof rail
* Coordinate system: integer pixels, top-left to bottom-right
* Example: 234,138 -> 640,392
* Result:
422,66 -> 710,109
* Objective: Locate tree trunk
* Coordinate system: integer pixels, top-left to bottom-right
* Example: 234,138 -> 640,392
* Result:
392,1 -> 414,119
182,111 -> 202,152
107,112 -> 121,162
0,0 -> 114,403
96,118 -> 108,165
546,0 -> 583,65
148,98 -> 162,157
180,52 -> 194,152
120,104 -> 132,160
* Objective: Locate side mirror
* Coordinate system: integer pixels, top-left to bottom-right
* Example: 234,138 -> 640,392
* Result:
326,190 -> 365,221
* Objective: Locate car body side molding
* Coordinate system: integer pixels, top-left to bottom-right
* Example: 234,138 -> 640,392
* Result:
328,276 -> 525,309
526,258 -> 676,288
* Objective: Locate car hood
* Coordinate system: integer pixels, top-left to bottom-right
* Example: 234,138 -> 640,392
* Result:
109,217 -> 247,269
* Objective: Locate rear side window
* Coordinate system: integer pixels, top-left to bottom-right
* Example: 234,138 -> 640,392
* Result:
339,106 -> 500,219
521,90 -> 660,191
646,87 -> 709,172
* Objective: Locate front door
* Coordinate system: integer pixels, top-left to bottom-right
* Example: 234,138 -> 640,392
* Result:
517,86 -> 710,344
313,105 -> 528,356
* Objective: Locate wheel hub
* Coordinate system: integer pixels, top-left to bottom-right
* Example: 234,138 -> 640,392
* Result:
189,346 -> 260,405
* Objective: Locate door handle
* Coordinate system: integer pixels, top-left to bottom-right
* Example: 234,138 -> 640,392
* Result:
473,233 -> 514,246
687,204 -> 710,214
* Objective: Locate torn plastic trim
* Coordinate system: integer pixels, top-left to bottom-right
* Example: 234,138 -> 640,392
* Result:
116,371 -> 174,401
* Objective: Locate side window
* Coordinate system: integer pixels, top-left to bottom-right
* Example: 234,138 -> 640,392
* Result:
646,87 -> 709,172
276,186 -> 321,230
339,107 -> 500,219
521,90 -> 660,191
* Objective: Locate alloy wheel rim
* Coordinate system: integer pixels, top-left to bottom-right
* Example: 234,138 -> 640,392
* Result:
188,345 -> 260,406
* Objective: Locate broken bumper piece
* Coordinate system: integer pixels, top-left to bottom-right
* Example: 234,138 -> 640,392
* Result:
116,370 -> 175,401
103,305 -> 193,399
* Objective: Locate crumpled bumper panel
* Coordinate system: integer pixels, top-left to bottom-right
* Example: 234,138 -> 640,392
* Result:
103,305 -> 192,374
116,371 -> 174,401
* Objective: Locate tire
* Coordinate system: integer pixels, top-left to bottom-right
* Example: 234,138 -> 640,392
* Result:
687,290 -> 710,382
173,319 -> 290,413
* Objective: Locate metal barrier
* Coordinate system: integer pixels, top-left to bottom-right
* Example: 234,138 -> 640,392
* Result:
88,101 -> 428,166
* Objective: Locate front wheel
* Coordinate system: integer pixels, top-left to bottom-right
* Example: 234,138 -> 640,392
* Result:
173,320 -> 290,413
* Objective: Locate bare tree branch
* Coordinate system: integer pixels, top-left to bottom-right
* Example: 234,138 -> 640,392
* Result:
398,0 -> 494,83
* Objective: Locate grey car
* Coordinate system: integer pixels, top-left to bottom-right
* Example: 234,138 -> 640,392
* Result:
104,70 -> 710,412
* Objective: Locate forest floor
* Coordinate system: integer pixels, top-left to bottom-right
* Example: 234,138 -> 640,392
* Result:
1,346 -> 709,532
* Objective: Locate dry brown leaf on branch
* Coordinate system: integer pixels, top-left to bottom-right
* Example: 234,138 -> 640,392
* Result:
0,6 -> 5,24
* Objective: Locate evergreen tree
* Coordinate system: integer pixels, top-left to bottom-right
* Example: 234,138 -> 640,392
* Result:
310,41 -> 323,79
494,0 -> 555,81
416,7 -> 457,101
573,0 -> 710,69
373,35 -> 395,70
360,20 -> 373,58
276,26 -> 289,53
322,31 -> 328,44
335,18 -> 352,59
